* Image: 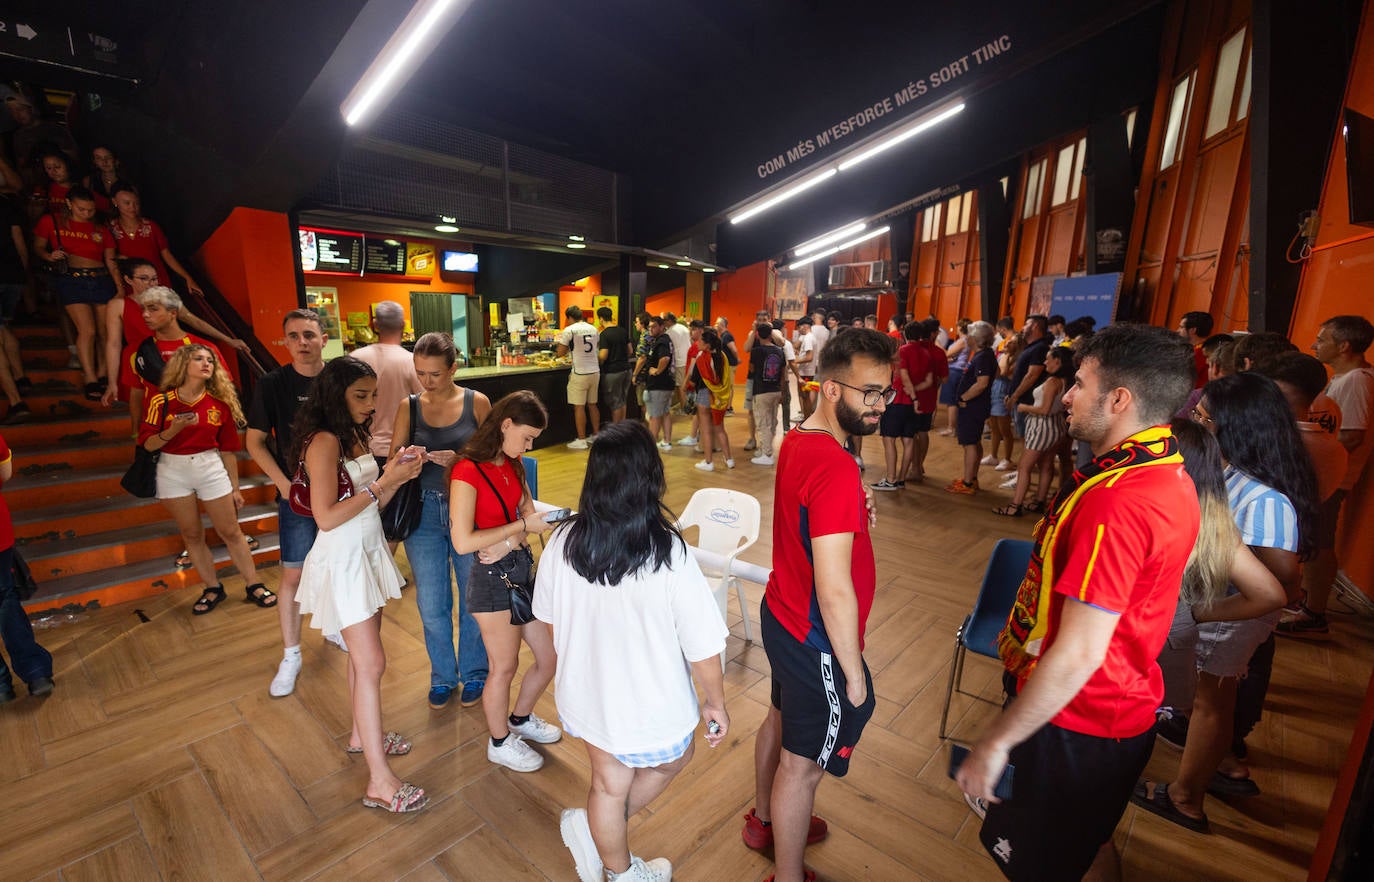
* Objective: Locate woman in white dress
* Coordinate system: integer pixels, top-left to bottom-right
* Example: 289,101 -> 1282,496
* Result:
536,420 -> 729,882
291,356 -> 427,813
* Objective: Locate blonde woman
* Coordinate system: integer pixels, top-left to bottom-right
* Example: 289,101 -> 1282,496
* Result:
138,344 -> 271,614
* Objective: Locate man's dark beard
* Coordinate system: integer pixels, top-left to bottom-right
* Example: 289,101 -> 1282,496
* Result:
836,395 -> 880,436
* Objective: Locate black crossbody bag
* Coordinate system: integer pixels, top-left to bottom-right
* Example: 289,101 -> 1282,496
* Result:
473,460 -> 536,625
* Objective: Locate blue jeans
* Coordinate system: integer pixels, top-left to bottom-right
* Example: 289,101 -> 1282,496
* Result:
0,547 -> 53,687
276,498 -> 319,568
404,490 -> 486,689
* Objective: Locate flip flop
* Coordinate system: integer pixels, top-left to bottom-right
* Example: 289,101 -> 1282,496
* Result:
1207,771 -> 1261,797
1131,780 -> 1209,833
361,782 -> 427,813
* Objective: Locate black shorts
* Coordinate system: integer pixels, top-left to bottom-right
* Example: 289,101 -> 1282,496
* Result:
912,411 -> 933,433
878,402 -> 917,438
979,722 -> 1154,881
956,404 -> 990,445
761,598 -> 874,777
466,546 -> 533,614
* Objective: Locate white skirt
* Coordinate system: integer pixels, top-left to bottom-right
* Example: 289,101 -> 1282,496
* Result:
295,455 -> 404,636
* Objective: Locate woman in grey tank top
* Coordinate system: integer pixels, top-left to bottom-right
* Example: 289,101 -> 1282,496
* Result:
388,333 -> 492,710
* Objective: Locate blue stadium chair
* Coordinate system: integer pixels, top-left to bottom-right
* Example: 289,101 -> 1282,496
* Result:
939,538 -> 1033,740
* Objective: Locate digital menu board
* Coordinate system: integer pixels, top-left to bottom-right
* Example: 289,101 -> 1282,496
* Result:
364,239 -> 407,275
299,228 -> 363,274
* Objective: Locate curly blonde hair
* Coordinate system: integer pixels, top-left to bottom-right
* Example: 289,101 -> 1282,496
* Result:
159,344 -> 245,426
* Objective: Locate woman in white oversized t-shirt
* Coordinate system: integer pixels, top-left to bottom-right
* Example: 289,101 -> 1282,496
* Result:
534,420 -> 729,882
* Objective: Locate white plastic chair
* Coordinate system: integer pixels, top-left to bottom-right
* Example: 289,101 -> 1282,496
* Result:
676,488 -> 762,659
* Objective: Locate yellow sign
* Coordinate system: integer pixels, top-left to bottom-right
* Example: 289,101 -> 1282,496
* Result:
594,295 -> 619,325
406,243 -> 435,278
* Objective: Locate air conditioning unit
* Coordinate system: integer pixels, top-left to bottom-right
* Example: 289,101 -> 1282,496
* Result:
827,260 -> 886,288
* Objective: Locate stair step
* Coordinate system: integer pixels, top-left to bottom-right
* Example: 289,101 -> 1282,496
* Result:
12,436 -> 141,473
26,366 -> 85,387
0,407 -> 131,446
25,504 -> 279,581
22,533 -> 283,614
6,462 -> 270,510
14,483 -> 277,546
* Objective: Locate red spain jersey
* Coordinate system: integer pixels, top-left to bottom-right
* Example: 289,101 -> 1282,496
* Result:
34,215 -> 110,262
137,390 -> 240,455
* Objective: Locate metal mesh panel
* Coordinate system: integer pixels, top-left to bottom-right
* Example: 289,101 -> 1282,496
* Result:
308,109 -> 617,240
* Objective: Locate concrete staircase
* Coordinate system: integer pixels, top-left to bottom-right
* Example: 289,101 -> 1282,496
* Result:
10,326 -> 280,615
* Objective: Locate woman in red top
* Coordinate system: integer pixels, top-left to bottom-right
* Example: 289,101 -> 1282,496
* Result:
108,184 -> 203,294
32,151 -> 111,219
450,390 -> 559,773
138,344 -> 270,615
32,186 -> 120,399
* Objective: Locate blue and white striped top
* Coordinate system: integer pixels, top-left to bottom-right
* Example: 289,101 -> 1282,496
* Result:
1225,466 -> 1299,553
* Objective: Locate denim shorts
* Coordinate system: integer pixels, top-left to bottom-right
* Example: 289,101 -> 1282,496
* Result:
1194,610 -> 1281,678
54,273 -> 116,307
466,546 -> 533,614
695,387 -> 712,407
277,497 -> 320,568
990,377 -> 1012,417
644,389 -> 671,418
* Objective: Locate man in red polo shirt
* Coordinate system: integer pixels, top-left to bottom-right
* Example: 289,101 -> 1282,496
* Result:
958,324 -> 1200,882
745,328 -> 895,882
1178,310 -> 1213,389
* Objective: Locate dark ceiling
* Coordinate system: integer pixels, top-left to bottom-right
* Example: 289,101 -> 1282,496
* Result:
401,0 -> 1166,260
3,0 -> 1166,271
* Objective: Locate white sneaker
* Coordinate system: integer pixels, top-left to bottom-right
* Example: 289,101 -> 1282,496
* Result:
509,712 -> 562,743
567,438 -> 590,450
269,654 -> 302,697
561,808 -> 604,882
677,436 -> 699,446
980,454 -> 996,466
964,792 -> 988,819
750,455 -> 774,466
994,459 -> 1012,471
325,632 -> 349,652
999,473 -> 1019,489
656,441 -> 672,452
608,856 -> 672,881
725,458 -> 735,469
694,461 -> 714,472
488,733 -> 544,772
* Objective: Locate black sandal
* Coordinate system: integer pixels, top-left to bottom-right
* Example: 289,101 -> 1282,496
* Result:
192,584 -> 227,615
244,583 -> 277,608
1130,780 -> 1209,833
1024,498 -> 1047,513
84,381 -> 104,401
992,503 -> 1023,517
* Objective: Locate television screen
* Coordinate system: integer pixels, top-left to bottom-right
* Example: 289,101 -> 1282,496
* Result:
443,250 -> 479,272
1344,107 -> 1374,227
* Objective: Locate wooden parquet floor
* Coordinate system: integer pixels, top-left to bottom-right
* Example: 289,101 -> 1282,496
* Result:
4,410 -> 1373,882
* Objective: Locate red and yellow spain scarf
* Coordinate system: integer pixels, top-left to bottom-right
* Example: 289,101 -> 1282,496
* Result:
997,425 -> 1182,678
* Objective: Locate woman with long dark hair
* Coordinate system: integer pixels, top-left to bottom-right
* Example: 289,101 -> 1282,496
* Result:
689,327 -> 735,472
449,390 -> 559,773
292,356 -> 428,813
994,346 -> 1073,516
138,344 -> 268,614
538,420 -> 728,882
1133,373 -> 1315,832
390,332 -> 491,710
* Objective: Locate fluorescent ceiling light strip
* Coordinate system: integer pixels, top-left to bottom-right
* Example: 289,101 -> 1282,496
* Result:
833,225 -> 890,249
786,246 -> 839,271
793,222 -> 866,256
728,168 -> 837,224
836,103 -> 965,171
342,0 -> 462,127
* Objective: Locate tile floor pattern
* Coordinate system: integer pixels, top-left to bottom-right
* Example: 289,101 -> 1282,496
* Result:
2,420 -> 1370,881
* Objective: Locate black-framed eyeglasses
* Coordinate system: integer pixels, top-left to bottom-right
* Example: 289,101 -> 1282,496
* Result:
131,274 -> 159,283
829,380 -> 896,407
1189,406 -> 1213,426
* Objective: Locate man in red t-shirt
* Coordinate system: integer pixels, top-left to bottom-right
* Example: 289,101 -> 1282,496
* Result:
745,328 -> 895,882
906,318 -> 947,482
957,324 -> 1200,882
130,287 -> 222,398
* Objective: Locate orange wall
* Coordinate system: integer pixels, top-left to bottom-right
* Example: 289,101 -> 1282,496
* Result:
557,273 -> 604,318
195,207 -> 299,354
1290,4 -> 1374,591
646,287 -> 686,318
710,260 -> 771,382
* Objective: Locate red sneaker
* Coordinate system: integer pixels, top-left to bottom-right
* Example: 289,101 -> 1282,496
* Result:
763,871 -> 816,882
742,808 -> 829,849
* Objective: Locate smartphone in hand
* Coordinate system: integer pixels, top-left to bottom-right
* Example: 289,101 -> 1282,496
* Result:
948,744 -> 1014,801
542,508 -> 573,524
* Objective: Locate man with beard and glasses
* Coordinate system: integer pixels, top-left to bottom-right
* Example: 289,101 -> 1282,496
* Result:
744,328 -> 894,882
957,324 -> 1199,882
